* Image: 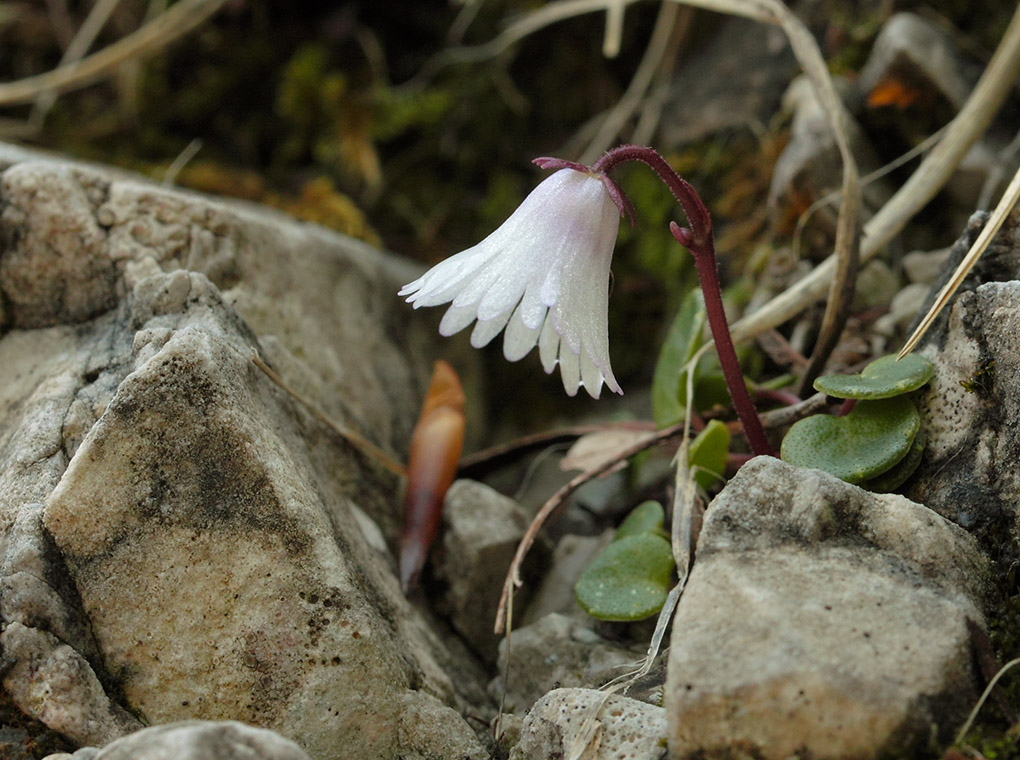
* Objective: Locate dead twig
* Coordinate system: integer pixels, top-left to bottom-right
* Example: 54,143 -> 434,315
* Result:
457,421 -> 656,472
251,351 -> 406,477
899,163 -> 1020,356
729,0 -> 1020,346
0,0 -> 229,106
493,415 -> 694,634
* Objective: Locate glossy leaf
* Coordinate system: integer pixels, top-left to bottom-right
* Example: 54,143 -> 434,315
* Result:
614,500 -> 666,541
575,533 -> 675,621
780,396 -> 919,484
651,289 -> 706,428
687,419 -> 730,490
813,353 -> 934,400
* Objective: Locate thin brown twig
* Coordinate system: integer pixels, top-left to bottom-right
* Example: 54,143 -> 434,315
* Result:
457,421 -> 656,472
494,416 -> 696,634
0,0 -> 228,106
729,0 -> 1020,346
748,390 -> 829,430
251,351 -> 407,477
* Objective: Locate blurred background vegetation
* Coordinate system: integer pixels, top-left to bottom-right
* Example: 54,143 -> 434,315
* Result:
0,0 -> 1014,414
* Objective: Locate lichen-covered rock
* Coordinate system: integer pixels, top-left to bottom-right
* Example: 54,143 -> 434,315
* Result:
39,272 -> 482,760
41,721 -> 311,760
509,688 -> 667,760
665,457 -> 987,760
0,143 -> 442,538
906,210 -> 1020,546
910,280 -> 1020,539
0,145 -> 487,760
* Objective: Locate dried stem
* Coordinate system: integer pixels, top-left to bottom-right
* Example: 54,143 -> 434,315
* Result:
458,421 -> 656,472
0,0 -> 228,106
728,0 -> 1020,346
494,415 -> 699,634
251,352 -> 406,477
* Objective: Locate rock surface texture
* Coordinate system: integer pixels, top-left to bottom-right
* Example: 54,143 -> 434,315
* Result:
665,457 -> 988,760
907,211 -> 1020,549
41,721 -> 312,760
510,688 -> 667,760
0,145 -> 486,759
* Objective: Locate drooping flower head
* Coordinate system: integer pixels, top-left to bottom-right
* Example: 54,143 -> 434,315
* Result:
399,158 -> 630,399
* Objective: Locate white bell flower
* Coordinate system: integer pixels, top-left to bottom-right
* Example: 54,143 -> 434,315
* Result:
399,166 -> 624,398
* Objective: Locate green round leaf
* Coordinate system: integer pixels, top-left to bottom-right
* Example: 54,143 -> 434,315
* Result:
615,501 -> 666,541
575,534 -> 675,622
780,396 -> 920,484
865,429 -> 926,493
651,290 -> 706,428
687,419 -> 730,490
813,354 -> 934,400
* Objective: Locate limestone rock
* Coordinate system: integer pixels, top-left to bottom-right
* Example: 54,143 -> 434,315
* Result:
904,211 -> 1020,544
39,272 -> 482,760
489,613 -> 643,715
665,457 -> 987,759
910,280 -> 1020,540
433,479 -> 536,661
509,688 -> 667,760
41,721 -> 311,760
1,623 -> 140,747
0,146 -> 487,760
522,532 -> 613,625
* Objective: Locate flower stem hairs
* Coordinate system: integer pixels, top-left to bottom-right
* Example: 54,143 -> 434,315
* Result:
400,145 -> 774,457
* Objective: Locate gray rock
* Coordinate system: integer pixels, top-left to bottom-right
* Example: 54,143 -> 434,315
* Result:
522,532 -> 613,625
40,272 -> 482,760
872,281 -> 928,354
434,479 -> 536,661
509,688 -> 667,760
42,721 -> 310,759
910,279 -> 1020,541
665,457 -> 988,759
902,247 -> 951,285
1,623 -> 140,747
488,613 -> 643,715
0,146 -> 487,760
851,259 -> 900,312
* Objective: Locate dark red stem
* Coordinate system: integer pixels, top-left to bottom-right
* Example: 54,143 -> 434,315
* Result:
592,145 -> 774,457
673,222 -> 775,457
593,145 -> 712,248
836,398 -> 858,417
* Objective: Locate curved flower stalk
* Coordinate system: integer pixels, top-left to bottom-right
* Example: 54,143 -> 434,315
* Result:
400,145 -> 772,458
399,164 -> 626,399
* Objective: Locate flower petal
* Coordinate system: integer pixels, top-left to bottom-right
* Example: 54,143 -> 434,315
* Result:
559,344 -> 581,397
439,303 -> 479,336
580,351 -> 604,399
503,302 -> 544,362
399,164 -> 625,398
470,310 -> 512,348
539,317 -> 560,374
